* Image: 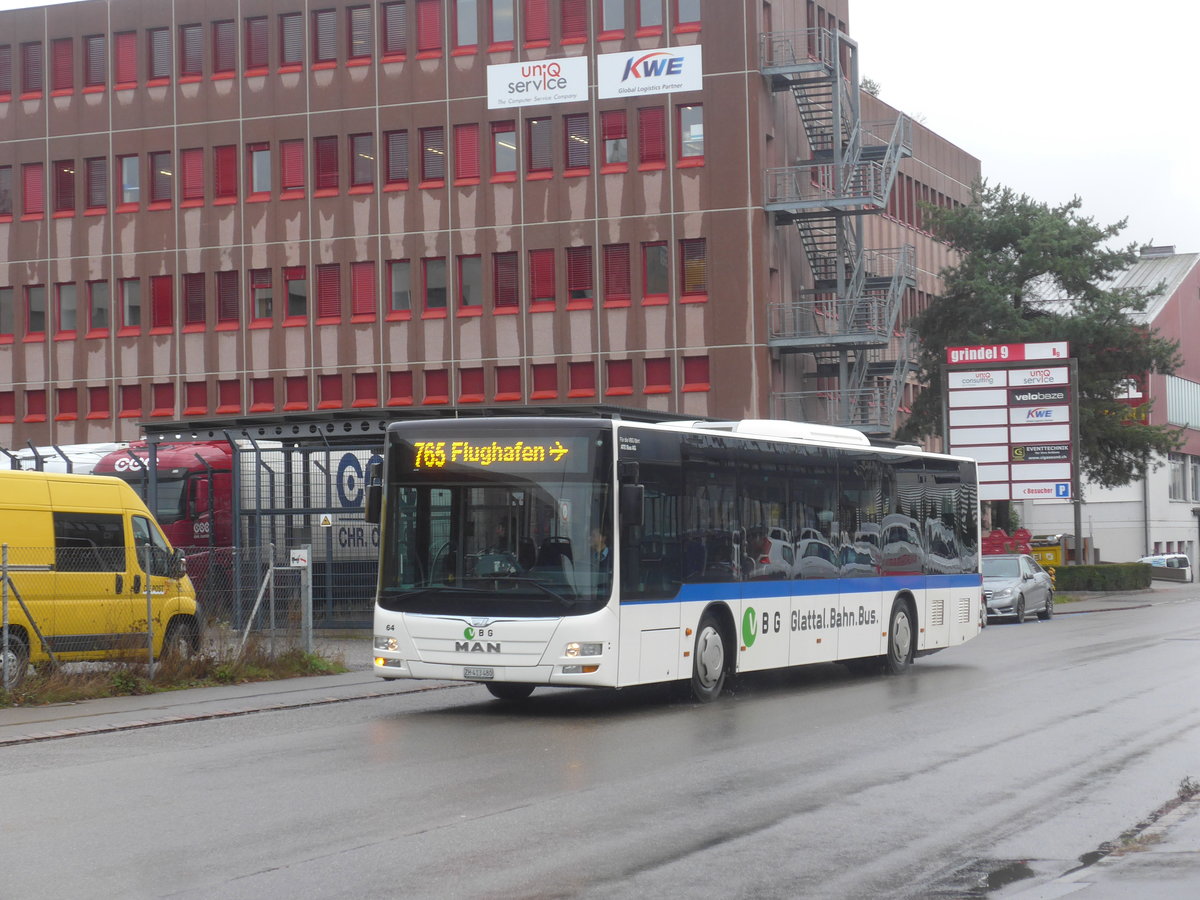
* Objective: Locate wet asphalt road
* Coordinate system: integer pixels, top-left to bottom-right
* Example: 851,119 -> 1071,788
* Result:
3,588 -> 1200,899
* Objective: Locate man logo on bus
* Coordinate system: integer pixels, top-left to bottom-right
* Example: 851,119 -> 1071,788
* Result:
742,607 -> 758,647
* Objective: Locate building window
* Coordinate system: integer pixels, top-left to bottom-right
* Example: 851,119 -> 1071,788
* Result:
214,145 -> 238,201
350,133 -> 375,188
113,32 -> 136,87
388,371 -> 414,406
314,136 -> 339,192
351,260 -> 376,318
56,282 -> 78,335
493,251 -> 518,310
179,24 -> 202,78
492,121 -> 516,177
216,270 -> 240,325
638,106 -> 666,167
459,367 -> 485,403
88,386 -> 111,419
0,45 -> 9,99
678,104 -> 704,161
454,123 -> 480,181
1169,453 -> 1186,500
568,362 -> 595,398
564,113 -> 591,171
280,13 -> 303,67
118,278 -> 140,331
524,0 -> 549,44
387,260 -> 411,315
0,166 -> 10,217
22,163 -> 44,217
424,369 -> 449,404
531,363 -> 557,400
184,381 -> 207,415
213,21 -> 236,75
25,285 -> 46,337
217,379 -> 240,413
686,355 -> 710,393
150,275 -> 173,330
561,0 -> 587,41
284,266 -> 307,319
601,0 -> 625,33
385,130 -> 409,186
676,0 -> 702,28
25,389 -> 47,423
56,387 -> 78,421
382,2 -> 408,58
455,0 -> 478,49
423,257 -> 447,312
250,378 -> 275,413
458,255 -> 482,310
179,148 -> 204,204
1191,457 -> 1200,503
638,0 -> 664,31
606,359 -> 633,396
490,0 -> 515,44
317,263 -> 341,320
1,287 -> 15,339
84,35 -> 105,88
88,280 -> 110,332
349,6 -> 373,60
318,374 -> 342,409
245,17 -> 269,71
566,246 -> 593,306
250,269 -> 273,321
149,151 -> 173,205
527,117 -> 552,173
529,248 -> 555,309
51,38 -> 72,93
21,41 -> 43,95
645,357 -> 671,394
680,237 -> 707,299
313,9 -> 337,64
148,28 -> 171,81
119,384 -> 142,418
601,110 -> 628,168
281,139 -> 305,194
420,126 -> 446,182
182,273 -> 205,326
643,241 -> 668,302
118,155 -> 139,207
416,0 -> 442,54
53,160 -> 75,215
603,243 -> 630,305
353,372 -> 379,407
495,365 -> 521,401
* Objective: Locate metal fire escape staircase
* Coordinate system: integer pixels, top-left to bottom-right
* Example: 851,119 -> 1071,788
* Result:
760,28 -> 916,434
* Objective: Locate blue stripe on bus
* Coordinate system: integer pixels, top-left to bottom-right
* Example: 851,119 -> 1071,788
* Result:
621,573 -> 983,606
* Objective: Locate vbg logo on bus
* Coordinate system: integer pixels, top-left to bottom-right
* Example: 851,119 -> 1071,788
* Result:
743,605 -> 880,645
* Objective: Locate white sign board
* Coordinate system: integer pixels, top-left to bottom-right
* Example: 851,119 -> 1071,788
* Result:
487,57 -> 590,109
597,44 -> 703,99
290,549 -> 309,568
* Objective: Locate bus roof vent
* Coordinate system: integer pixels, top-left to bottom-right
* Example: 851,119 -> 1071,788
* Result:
893,444 -> 924,453
731,419 -> 871,446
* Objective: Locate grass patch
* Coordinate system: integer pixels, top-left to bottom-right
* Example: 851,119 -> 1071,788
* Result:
0,642 -> 347,708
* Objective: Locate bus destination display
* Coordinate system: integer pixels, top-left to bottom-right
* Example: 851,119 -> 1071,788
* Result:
409,437 -> 590,473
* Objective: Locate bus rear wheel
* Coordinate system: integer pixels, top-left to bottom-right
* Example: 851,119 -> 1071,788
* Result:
485,682 -> 535,701
884,598 -> 914,676
690,612 -> 729,702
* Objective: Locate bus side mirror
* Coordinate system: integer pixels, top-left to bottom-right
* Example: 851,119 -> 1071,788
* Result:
365,461 -> 383,525
620,483 -> 644,528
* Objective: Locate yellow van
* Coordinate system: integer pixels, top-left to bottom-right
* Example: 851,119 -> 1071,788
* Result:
0,469 -> 199,686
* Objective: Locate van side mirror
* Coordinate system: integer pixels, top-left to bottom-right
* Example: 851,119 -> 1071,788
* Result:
168,548 -> 187,580
365,461 -> 383,525
620,483 -> 644,527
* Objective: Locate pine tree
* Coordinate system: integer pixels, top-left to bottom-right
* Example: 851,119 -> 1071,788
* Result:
900,182 -> 1181,488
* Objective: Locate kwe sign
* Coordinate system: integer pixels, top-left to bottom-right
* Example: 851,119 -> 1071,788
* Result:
944,344 -> 1078,502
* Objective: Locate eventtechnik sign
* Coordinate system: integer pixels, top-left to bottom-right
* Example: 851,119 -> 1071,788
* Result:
944,343 -> 1078,502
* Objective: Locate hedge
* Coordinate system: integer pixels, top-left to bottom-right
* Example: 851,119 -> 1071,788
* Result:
1049,563 -> 1152,592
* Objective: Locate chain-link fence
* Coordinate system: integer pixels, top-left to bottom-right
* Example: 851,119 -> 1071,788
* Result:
1,542 -> 316,690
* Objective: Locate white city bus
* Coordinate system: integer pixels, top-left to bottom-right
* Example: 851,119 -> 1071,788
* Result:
368,417 -> 982,702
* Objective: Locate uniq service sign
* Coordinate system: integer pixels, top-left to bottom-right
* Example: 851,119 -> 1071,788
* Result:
597,44 -> 703,99
487,57 -> 589,109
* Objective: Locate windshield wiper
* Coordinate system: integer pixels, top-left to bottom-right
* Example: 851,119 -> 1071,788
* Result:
462,574 -> 575,604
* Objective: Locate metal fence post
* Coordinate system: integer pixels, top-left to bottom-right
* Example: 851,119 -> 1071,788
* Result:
301,544 -> 313,655
2,544 -> 10,692
268,542 -> 276,657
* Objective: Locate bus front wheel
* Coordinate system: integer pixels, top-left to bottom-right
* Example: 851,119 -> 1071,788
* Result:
884,598 -> 914,676
690,612 -> 729,702
485,682 -> 535,701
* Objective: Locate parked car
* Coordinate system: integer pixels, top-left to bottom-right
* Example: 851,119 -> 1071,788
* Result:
1138,553 -> 1192,582
983,554 -> 1054,623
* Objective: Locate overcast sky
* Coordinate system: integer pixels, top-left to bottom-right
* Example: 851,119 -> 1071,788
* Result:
851,0 -> 1200,253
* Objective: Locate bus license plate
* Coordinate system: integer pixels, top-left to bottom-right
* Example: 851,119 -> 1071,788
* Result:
464,667 -> 494,680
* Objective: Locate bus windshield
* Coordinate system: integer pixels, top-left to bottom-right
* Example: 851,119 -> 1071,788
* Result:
377,426 -> 612,618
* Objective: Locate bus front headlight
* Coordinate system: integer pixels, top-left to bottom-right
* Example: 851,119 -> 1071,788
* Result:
564,642 -> 603,658
374,636 -> 399,651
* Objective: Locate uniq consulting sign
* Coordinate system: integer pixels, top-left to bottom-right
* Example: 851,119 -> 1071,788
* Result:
487,57 -> 589,109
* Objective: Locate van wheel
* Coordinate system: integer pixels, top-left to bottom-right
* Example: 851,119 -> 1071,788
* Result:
884,598 -> 914,675
162,617 -> 200,659
1,632 -> 30,689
